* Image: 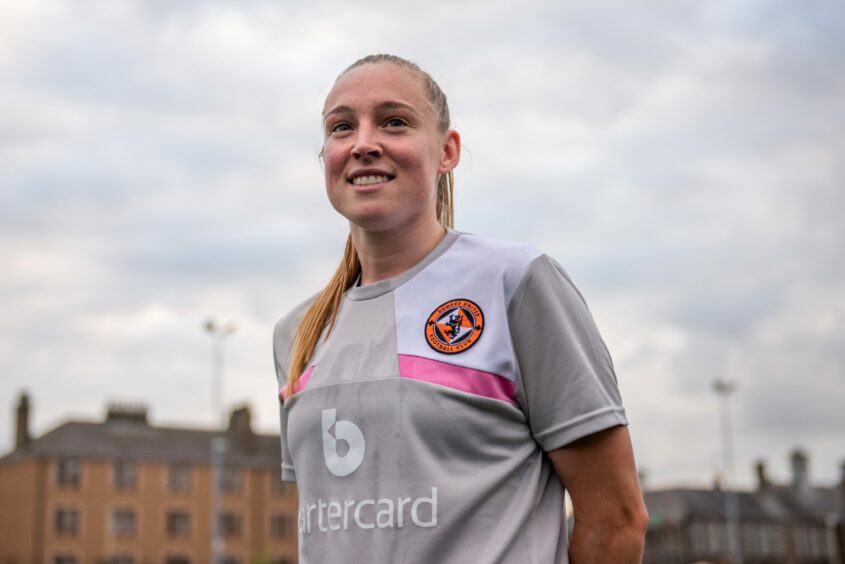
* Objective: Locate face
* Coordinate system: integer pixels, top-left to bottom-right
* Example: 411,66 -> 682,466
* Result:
321,63 -> 460,233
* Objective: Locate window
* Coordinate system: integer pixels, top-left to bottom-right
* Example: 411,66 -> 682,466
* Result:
54,507 -> 79,535
57,458 -> 81,488
219,512 -> 242,538
761,524 -> 786,556
164,557 -> 190,564
793,526 -> 827,558
113,459 -> 137,490
168,462 -> 191,493
166,510 -> 191,538
271,513 -> 294,539
220,465 -> 241,494
688,521 -> 731,558
54,554 -> 77,564
112,508 -> 136,537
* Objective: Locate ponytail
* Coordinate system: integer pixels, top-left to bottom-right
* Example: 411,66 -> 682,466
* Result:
285,235 -> 360,398
437,170 -> 455,228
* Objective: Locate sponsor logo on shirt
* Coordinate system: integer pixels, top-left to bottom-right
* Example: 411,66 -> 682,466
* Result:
322,408 -> 365,477
303,408 -> 438,536
298,487 -> 438,535
424,298 -> 485,354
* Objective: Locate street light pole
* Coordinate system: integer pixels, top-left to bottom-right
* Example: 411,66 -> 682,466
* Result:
714,378 -> 743,564
210,435 -> 228,564
204,319 -> 236,564
204,319 -> 236,428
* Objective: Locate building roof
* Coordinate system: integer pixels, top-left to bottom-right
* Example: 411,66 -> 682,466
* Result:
645,488 -> 789,526
645,483 -> 842,529
0,404 -> 281,468
645,450 -> 844,529
763,483 -> 842,521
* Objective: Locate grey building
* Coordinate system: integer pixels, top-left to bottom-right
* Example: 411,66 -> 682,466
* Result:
644,450 -> 844,564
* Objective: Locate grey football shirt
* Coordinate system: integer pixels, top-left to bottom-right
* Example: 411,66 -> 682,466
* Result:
273,229 -> 628,563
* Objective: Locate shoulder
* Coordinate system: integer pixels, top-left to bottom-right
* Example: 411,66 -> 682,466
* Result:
451,232 -> 589,313
453,230 -> 543,263
450,231 -> 548,301
512,253 -> 586,302
507,252 -> 592,320
273,292 -> 320,356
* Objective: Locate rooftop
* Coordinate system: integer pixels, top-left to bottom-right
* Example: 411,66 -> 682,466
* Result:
1,398 -> 280,468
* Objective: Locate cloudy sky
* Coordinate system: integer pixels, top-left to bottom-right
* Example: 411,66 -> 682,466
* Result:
1,0 -> 843,489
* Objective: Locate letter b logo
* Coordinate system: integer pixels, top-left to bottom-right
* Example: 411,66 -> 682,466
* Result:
321,408 -> 365,477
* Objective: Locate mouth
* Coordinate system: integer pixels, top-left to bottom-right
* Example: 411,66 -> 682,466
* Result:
347,174 -> 395,186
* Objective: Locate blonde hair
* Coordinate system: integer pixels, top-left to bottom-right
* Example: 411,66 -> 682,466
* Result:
285,54 -> 455,397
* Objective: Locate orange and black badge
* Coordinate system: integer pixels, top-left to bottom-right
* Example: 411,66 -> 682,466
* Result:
425,299 -> 485,354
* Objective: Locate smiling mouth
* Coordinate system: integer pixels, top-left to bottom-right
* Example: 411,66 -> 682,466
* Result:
349,174 -> 394,186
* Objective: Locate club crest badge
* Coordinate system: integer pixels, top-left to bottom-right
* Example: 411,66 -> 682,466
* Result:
424,299 -> 485,354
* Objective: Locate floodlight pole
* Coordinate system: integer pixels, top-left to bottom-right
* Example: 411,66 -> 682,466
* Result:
210,435 -> 228,564
205,319 -> 236,428
714,378 -> 743,564
204,319 -> 236,564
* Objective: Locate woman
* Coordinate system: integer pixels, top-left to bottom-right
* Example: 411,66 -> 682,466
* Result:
274,54 -> 648,563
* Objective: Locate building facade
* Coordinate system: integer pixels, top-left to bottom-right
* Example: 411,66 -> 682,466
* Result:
0,393 -> 297,564
644,450 -> 845,564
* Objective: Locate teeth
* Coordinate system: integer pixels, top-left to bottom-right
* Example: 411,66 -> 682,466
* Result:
352,175 -> 390,186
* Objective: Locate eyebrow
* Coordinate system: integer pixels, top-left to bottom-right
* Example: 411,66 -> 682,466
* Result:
322,101 -> 418,121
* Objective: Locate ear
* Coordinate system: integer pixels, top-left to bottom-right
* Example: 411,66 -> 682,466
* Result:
438,130 -> 461,174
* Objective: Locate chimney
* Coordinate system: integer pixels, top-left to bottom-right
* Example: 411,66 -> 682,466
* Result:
755,459 -> 770,492
790,448 -> 809,491
228,405 -> 251,433
228,405 -> 256,453
106,402 -> 149,424
15,392 -> 31,449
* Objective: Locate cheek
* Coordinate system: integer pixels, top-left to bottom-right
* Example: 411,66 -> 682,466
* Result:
322,143 -> 347,181
394,141 -> 439,177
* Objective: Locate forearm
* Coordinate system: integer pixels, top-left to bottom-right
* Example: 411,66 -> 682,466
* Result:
548,426 -> 648,563
568,519 -> 646,564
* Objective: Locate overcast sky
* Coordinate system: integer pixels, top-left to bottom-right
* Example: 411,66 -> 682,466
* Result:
1,0 -> 843,489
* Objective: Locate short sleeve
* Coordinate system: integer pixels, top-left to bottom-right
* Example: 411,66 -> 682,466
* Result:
507,254 -> 628,452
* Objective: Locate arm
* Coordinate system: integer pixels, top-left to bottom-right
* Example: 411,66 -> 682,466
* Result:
505,254 -> 646,558
547,425 -> 648,564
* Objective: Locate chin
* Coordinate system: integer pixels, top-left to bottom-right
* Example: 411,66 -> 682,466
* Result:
331,198 -> 434,235
348,215 -> 399,234
344,207 -> 410,234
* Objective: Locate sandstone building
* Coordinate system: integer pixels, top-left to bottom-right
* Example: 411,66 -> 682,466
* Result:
0,393 -> 297,564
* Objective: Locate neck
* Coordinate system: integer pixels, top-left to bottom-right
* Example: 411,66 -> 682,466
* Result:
351,219 -> 446,286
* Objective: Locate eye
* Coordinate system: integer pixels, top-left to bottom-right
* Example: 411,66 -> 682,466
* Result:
384,117 -> 407,128
329,122 -> 352,134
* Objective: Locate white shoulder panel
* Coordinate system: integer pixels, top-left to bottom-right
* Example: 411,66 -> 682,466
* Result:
394,233 -> 543,382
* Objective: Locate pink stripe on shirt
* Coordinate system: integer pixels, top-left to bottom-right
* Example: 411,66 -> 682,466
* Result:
398,354 -> 516,404
279,365 -> 315,401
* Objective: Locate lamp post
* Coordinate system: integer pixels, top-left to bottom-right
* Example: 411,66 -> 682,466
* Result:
714,378 -> 743,564
825,513 -> 842,564
204,319 -> 236,428
204,319 -> 236,564
210,435 -> 228,564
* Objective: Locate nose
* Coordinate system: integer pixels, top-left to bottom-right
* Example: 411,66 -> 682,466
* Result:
351,124 -> 382,159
